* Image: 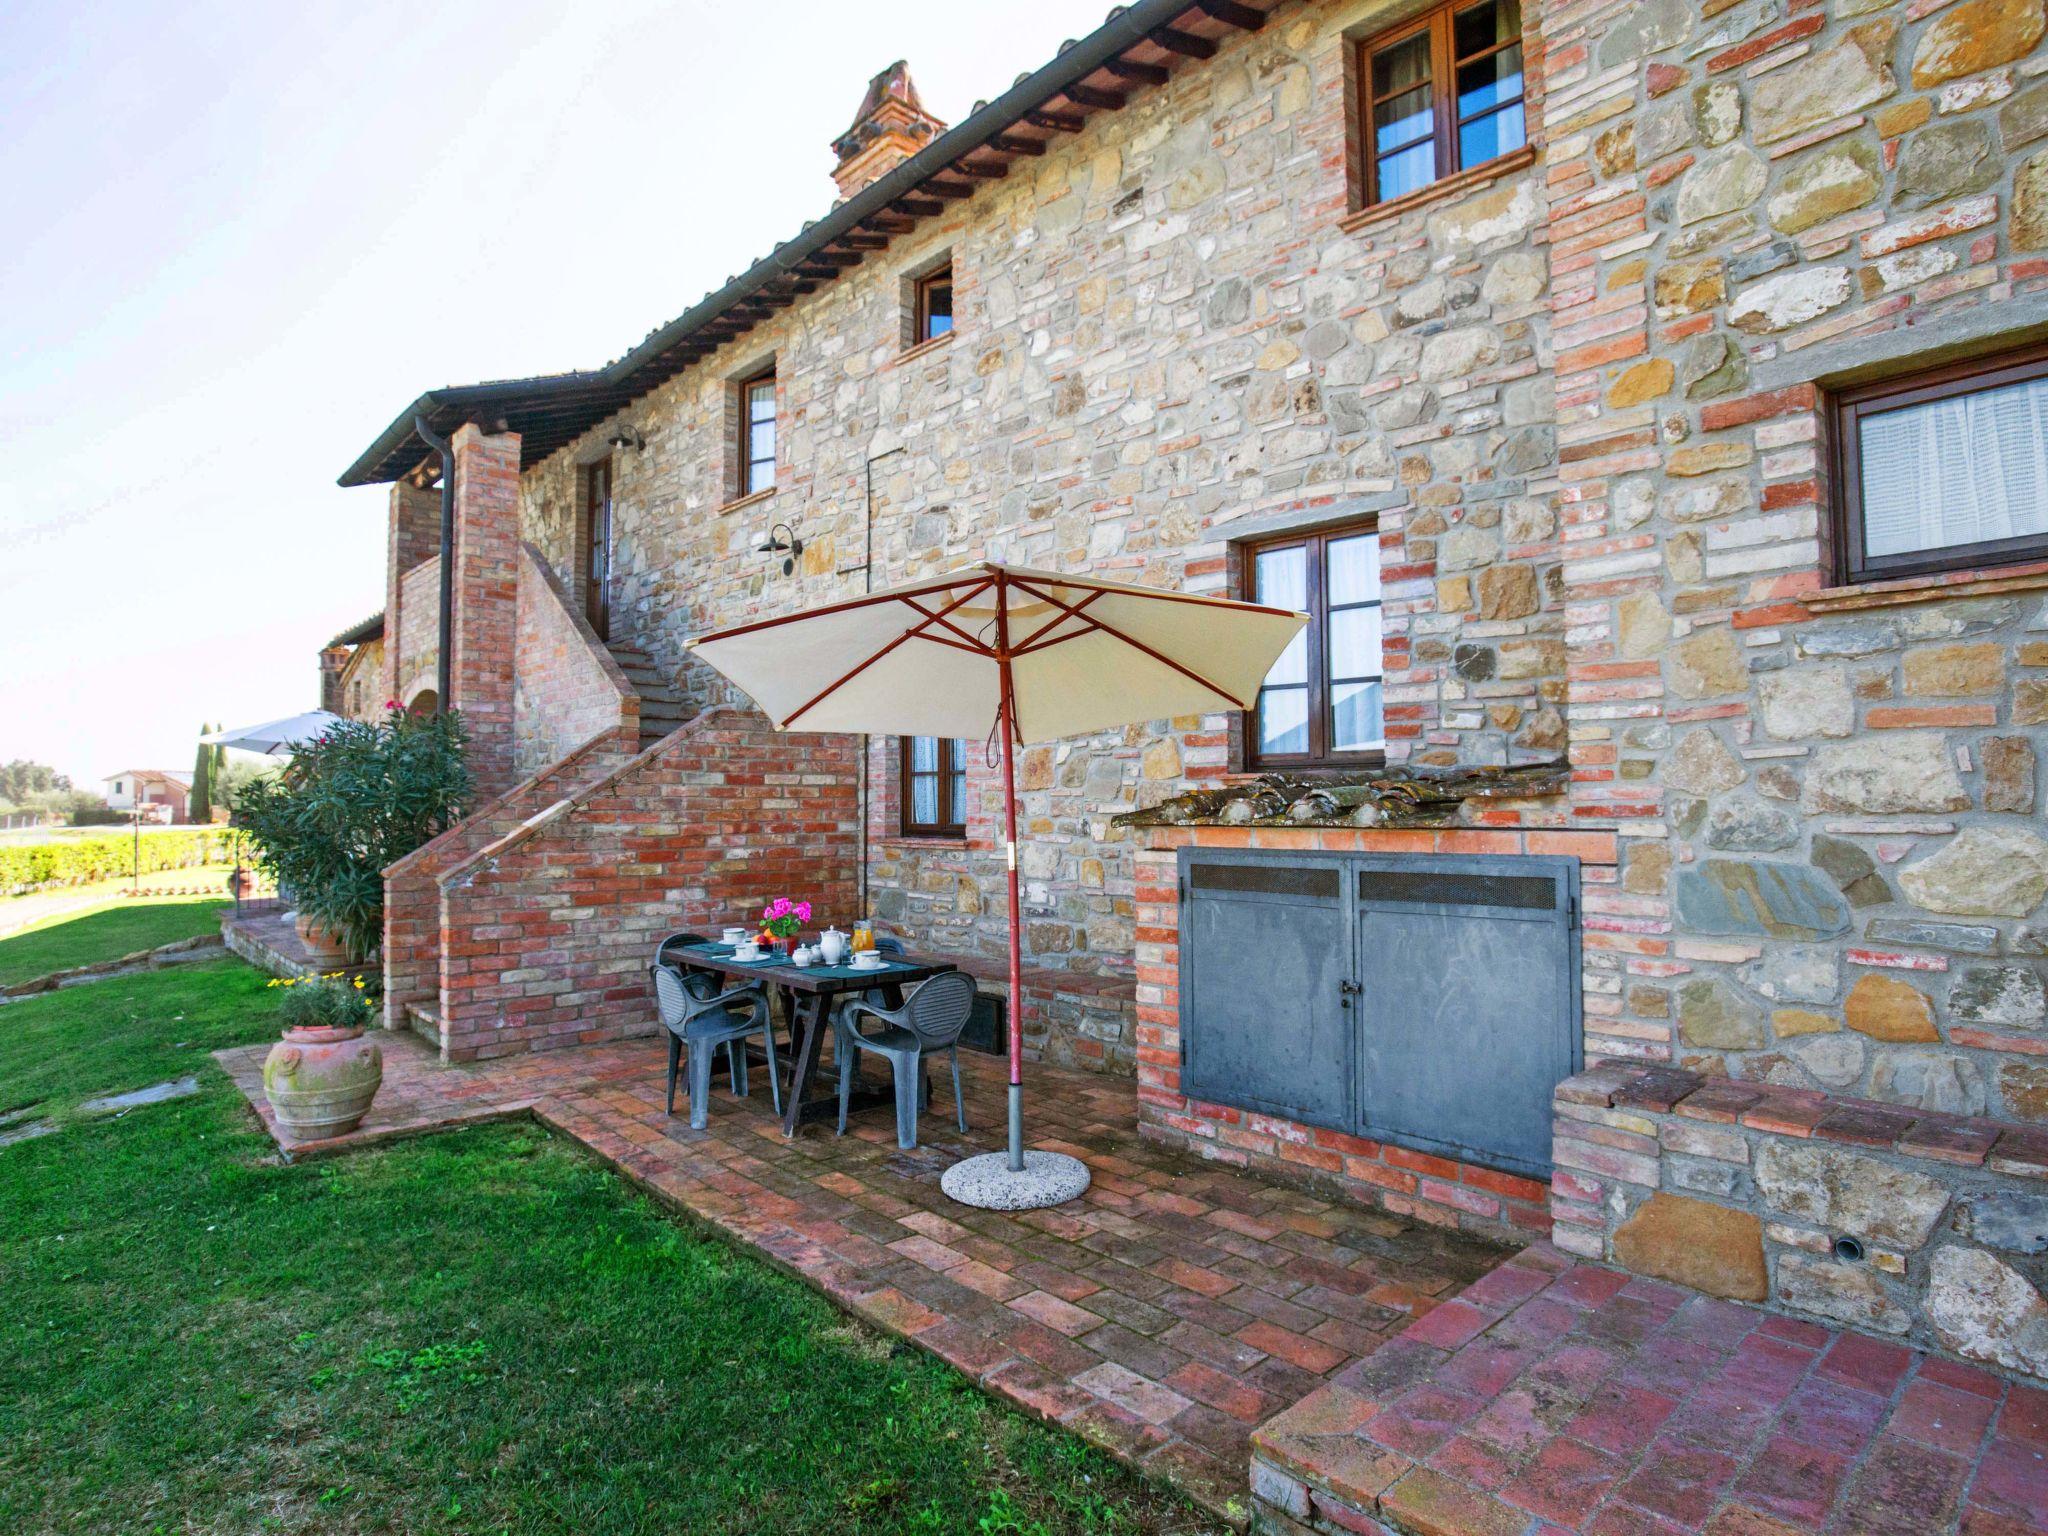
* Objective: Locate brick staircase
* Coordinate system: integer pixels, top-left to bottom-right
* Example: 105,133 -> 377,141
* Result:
605,643 -> 687,749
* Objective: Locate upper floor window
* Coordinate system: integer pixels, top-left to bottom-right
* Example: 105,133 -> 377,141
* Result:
1245,523 -> 1384,767
1361,0 -> 1526,207
1834,343 -> 2048,584
914,266 -> 953,344
901,736 -> 968,837
739,366 -> 776,498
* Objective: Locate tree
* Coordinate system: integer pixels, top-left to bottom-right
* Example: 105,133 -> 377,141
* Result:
188,727 -> 214,823
0,760 -> 71,804
211,727 -> 226,784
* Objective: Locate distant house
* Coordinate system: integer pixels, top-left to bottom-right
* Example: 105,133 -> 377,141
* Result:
319,612 -> 386,722
102,769 -> 192,824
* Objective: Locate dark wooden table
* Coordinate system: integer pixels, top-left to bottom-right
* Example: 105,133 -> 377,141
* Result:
668,942 -> 957,1136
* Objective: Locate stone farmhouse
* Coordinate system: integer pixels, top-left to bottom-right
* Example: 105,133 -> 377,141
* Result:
334,0 -> 2048,1398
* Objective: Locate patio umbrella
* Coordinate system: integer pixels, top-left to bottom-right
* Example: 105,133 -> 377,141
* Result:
200,711 -> 346,757
687,562 -> 1307,1209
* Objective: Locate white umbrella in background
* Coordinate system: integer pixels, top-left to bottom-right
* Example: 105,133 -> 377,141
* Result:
688,562 -> 1307,1210
201,711 -> 346,757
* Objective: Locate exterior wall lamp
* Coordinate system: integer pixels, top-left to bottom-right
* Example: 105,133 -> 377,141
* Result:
751,521 -> 804,576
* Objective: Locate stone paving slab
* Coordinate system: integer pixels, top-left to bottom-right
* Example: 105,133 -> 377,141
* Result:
214,1027 -> 1505,1522
1250,1242 -> 2048,1536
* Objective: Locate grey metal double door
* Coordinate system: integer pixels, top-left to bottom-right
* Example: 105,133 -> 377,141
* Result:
1177,848 -> 1581,1179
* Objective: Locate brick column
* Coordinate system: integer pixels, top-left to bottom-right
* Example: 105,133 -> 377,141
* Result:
384,479 -> 440,706
450,425 -> 521,800
318,645 -> 349,714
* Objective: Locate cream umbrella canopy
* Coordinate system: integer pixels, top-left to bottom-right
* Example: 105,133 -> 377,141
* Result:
687,562 -> 1308,1209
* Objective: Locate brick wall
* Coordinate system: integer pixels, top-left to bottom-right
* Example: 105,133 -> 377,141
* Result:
1555,1059 -> 2048,1384
450,426 -> 521,800
383,479 -> 439,705
395,557 -> 440,706
380,727 -> 637,1039
1131,821 -> 1616,1241
433,708 -> 858,1061
512,541 -> 637,775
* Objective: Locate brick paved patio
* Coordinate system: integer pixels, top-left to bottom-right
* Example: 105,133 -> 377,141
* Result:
1252,1242 -> 2048,1536
215,1026 -> 1505,1520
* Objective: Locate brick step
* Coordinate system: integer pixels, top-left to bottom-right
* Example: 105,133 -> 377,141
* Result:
629,682 -> 684,706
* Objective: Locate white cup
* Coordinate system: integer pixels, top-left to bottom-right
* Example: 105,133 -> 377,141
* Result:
722,927 -> 747,945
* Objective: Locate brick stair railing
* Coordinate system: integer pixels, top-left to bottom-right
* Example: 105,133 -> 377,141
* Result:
425,706 -> 859,1061
381,725 -> 641,1045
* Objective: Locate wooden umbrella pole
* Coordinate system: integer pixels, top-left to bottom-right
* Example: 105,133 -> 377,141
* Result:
996,580 -> 1026,1172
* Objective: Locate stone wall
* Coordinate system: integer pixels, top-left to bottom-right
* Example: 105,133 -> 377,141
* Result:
1542,0 -> 2048,1118
1555,1059 -> 2048,1384
434,708 -> 859,1061
367,0 -> 2048,1102
514,0 -> 1568,997
337,636 -> 385,721
511,541 -> 637,776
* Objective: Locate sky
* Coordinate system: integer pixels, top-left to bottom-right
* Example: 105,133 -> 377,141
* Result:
0,0 -> 1116,790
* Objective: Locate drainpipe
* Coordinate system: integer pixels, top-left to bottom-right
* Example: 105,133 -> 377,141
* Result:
414,416 -> 456,713
857,445 -> 906,921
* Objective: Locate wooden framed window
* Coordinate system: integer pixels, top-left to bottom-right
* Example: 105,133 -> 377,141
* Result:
914,266 -> 953,345
738,366 -> 776,498
1244,523 -> 1385,768
1360,0 -> 1526,208
1832,342 -> 2048,585
582,458 -> 613,641
901,736 -> 969,837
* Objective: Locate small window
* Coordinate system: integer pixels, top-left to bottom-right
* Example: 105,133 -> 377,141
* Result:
901,736 -> 969,837
738,366 -> 776,498
1244,523 -> 1384,767
914,267 -> 953,345
1360,0 -> 1526,208
1834,343 -> 2048,584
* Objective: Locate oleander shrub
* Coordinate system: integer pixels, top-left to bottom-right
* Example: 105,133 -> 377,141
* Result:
234,707 -> 470,963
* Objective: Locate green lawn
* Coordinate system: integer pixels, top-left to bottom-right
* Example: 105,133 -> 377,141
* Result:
0,961 -> 1208,1535
0,893 -> 227,987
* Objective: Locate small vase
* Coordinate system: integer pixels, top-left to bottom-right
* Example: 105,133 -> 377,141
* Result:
294,914 -> 350,967
262,1024 -> 382,1141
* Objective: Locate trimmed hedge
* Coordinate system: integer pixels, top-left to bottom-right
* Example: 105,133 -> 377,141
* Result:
0,828 -> 240,895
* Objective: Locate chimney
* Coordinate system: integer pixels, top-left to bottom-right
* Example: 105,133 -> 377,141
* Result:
831,61 -> 947,202
319,645 -> 350,714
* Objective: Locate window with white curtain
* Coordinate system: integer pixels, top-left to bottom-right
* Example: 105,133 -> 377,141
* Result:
1837,346 -> 2048,583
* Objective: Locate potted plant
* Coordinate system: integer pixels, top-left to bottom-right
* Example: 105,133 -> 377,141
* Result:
234,706 -> 470,965
261,974 -> 383,1140
758,896 -> 811,958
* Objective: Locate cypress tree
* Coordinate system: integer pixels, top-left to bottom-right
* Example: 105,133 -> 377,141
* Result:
189,728 -> 214,823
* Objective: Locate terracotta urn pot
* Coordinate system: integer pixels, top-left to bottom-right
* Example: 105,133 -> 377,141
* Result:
262,1025 -> 382,1140
293,914 -> 349,966
228,868 -> 259,899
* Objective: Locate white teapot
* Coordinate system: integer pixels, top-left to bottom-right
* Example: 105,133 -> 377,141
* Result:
818,926 -> 850,966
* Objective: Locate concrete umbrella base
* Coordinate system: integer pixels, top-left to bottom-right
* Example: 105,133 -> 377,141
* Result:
940,1150 -> 1091,1210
